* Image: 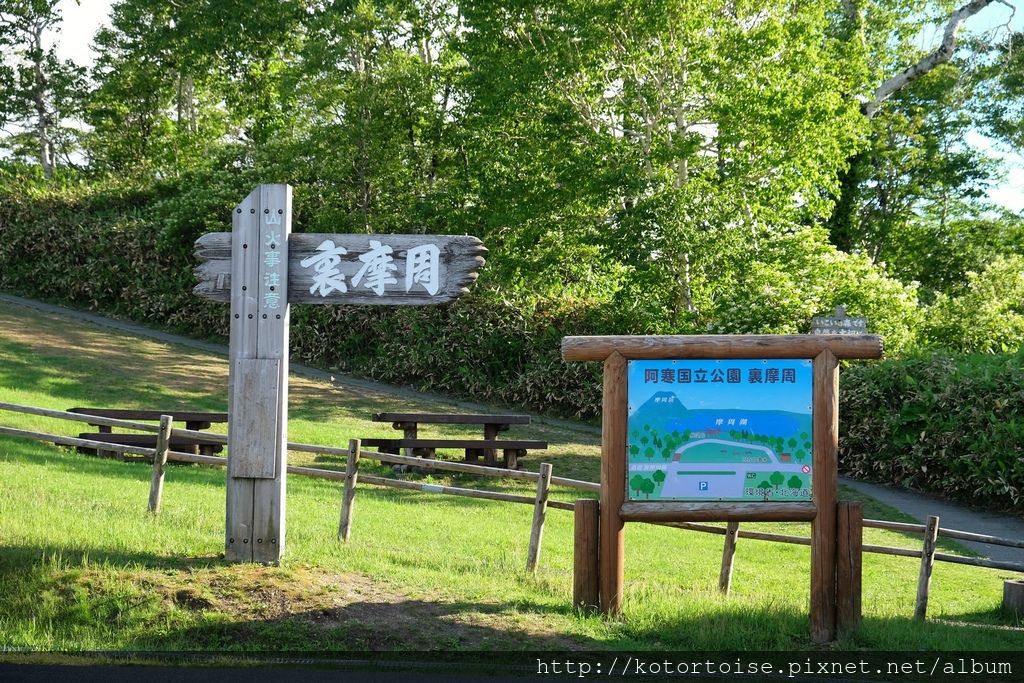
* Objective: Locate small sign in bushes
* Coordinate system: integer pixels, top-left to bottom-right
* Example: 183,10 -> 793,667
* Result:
810,305 -> 868,335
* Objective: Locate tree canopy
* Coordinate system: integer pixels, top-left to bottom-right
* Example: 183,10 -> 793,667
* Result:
1,0 -> 1022,356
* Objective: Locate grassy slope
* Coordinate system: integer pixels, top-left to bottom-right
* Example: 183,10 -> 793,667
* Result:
0,300 -> 1020,652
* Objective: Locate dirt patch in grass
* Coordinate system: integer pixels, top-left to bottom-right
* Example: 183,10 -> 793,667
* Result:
72,563 -> 587,651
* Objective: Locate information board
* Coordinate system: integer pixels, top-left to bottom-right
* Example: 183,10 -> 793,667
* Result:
626,359 -> 813,502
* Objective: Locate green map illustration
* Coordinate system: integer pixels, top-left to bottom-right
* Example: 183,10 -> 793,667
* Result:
626,359 -> 813,502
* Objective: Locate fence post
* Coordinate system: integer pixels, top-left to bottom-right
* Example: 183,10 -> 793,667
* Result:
526,462 -> 553,572
836,501 -> 863,635
915,515 -> 940,619
718,521 -> 740,594
573,499 -> 600,611
147,414 -> 173,514
338,439 -> 361,542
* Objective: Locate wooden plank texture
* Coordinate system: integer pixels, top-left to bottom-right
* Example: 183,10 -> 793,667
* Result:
561,334 -> 883,362
69,408 -> 228,423
251,183 -> 291,564
372,412 -> 530,425
620,501 -> 817,522
573,499 -> 600,611
228,358 -> 281,478
360,438 -> 547,449
810,349 -> 839,643
225,186 -> 260,562
836,501 -> 863,636
194,233 -> 486,305
600,352 -> 627,617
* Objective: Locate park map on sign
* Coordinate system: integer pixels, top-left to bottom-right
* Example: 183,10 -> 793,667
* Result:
626,359 -> 813,502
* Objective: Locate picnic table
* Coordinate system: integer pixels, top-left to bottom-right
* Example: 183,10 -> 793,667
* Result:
360,412 -> 547,469
69,408 -> 227,458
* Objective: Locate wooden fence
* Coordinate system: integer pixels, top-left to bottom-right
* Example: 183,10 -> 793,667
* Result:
0,401 -> 596,572
691,516 -> 1023,618
4,399 -> 1020,620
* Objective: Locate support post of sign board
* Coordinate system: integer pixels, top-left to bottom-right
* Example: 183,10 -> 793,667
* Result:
573,499 -> 600,611
810,349 -> 839,642
836,501 -> 863,635
226,184 -> 290,564
600,352 -> 627,617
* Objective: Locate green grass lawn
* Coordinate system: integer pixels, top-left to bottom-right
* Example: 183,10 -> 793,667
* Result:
0,299 -> 1021,653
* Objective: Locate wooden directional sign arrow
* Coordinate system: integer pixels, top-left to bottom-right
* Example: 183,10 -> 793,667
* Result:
194,184 -> 485,565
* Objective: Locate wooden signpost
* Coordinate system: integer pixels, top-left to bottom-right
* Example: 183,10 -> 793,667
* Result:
194,184 -> 485,563
562,334 -> 882,642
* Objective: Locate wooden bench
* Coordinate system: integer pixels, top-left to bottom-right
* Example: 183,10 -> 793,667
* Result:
367,412 -> 547,469
69,408 -> 227,458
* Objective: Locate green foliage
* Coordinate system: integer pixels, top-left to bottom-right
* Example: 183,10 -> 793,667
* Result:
841,350 -> 1024,511
922,255 -> 1024,354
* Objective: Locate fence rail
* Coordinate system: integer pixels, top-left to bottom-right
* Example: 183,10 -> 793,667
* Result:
0,400 -> 593,572
0,401 -> 598,492
658,512 -> 1023,620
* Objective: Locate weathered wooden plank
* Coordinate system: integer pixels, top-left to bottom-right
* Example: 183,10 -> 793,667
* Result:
600,352 -> 627,617
573,499 -> 600,611
372,412 -> 530,425
620,501 -> 817,522
225,186 -> 261,563
228,358 -> 280,479
360,438 -> 547,449
69,408 -> 228,423
561,334 -> 884,362
251,183 -> 291,565
526,462 -> 553,573
836,501 -> 863,636
810,349 -> 839,643
194,233 -> 486,305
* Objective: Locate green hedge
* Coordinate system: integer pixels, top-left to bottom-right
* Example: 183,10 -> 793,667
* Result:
0,175 -> 605,418
2,176 -> 1021,510
840,352 -> 1024,512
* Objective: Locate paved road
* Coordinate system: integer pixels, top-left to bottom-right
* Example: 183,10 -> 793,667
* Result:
1,292 -> 1019,563
840,477 -> 1024,564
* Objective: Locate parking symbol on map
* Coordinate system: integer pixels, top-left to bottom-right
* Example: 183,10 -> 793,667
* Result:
699,481 -> 709,491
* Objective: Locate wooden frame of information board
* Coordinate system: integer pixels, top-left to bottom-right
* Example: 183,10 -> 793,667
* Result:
561,334 -> 883,643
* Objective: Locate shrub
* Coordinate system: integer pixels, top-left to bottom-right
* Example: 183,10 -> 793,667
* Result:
840,350 -> 1024,511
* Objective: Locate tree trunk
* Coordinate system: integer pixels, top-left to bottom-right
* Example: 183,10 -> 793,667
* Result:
31,25 -> 53,179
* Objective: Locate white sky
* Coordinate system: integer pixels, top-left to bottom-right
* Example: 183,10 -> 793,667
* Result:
46,0 -> 1024,211
53,0 -> 115,67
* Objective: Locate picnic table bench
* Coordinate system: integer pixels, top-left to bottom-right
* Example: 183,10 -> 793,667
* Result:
69,408 -> 228,458
361,412 -> 547,469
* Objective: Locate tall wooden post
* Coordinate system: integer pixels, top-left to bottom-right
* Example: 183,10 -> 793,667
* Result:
836,501 -> 863,635
810,349 -> 839,642
600,352 -> 627,616
226,184 -> 291,563
573,499 -> 600,611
